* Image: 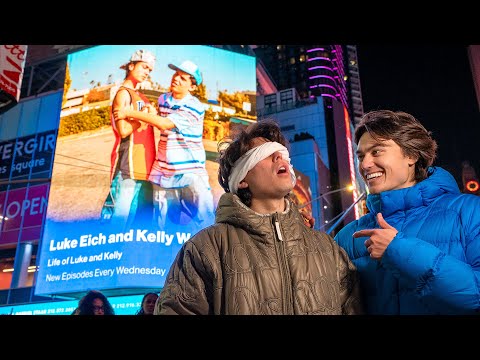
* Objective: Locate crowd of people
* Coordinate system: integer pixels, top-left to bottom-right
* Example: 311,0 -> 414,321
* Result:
71,290 -> 159,315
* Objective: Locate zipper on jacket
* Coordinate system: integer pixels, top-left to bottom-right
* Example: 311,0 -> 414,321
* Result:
273,213 -> 293,314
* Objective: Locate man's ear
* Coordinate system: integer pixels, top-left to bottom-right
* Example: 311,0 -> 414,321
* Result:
408,155 -> 418,167
238,181 -> 249,189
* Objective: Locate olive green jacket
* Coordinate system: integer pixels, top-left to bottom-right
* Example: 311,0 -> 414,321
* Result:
156,193 -> 363,315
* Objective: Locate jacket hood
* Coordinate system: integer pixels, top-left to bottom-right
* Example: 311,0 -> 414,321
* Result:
366,166 -> 460,218
215,193 -> 304,243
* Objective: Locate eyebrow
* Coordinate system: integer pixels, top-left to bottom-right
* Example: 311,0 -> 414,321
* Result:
356,142 -> 388,156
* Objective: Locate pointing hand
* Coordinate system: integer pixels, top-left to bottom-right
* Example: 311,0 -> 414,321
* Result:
352,213 -> 398,260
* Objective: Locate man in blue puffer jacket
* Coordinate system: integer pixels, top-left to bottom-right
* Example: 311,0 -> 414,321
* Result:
335,110 -> 480,314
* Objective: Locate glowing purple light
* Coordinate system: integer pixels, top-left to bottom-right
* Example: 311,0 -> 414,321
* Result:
307,48 -> 325,52
308,65 -> 335,71
309,84 -> 338,91
309,75 -> 337,82
307,57 -> 332,62
318,93 -> 338,101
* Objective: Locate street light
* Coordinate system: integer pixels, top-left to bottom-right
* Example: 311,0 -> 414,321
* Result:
298,184 -> 355,209
0,215 -> 8,227
297,184 -> 366,234
325,192 -> 366,235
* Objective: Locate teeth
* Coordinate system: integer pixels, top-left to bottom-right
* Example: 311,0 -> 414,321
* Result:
366,172 -> 382,180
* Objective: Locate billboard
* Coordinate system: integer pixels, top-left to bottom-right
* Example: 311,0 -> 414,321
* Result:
0,130 -> 56,182
35,45 -> 257,296
0,45 -> 27,115
0,294 -> 144,315
0,128 -> 56,246
0,184 -> 49,246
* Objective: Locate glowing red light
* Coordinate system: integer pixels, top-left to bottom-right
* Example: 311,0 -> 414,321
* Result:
466,180 -> 479,192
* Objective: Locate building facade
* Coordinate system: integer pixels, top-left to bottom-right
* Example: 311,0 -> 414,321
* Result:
0,45 -> 261,314
254,45 -> 367,231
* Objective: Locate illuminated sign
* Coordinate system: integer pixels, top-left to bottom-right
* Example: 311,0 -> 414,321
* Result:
35,45 -> 256,296
466,180 -> 479,192
0,130 -> 56,181
0,45 -> 27,114
0,294 -> 144,315
0,183 -> 49,245
343,106 -> 360,219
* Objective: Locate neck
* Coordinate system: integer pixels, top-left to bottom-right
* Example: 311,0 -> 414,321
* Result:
171,91 -> 188,100
249,198 -> 286,214
123,78 -> 137,89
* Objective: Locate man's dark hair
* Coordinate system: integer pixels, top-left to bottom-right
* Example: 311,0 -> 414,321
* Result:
218,119 -> 288,206
354,110 -> 438,182
189,75 -> 197,86
124,61 -> 138,78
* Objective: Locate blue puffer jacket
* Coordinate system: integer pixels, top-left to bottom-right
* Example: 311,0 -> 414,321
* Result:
335,166 -> 480,314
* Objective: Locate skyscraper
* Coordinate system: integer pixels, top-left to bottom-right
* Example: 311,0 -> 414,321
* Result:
254,45 -> 366,230
253,45 -> 364,121
468,45 -> 480,112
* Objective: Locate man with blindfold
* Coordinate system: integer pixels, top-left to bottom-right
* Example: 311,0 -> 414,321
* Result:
155,120 -> 363,315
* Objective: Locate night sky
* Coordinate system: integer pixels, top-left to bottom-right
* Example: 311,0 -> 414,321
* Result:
355,45 -> 480,187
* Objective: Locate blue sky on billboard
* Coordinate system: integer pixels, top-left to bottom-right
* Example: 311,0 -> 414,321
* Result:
68,45 -> 256,99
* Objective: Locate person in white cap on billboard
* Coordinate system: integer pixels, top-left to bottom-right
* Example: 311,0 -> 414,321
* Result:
113,59 -> 215,232
104,49 -> 157,231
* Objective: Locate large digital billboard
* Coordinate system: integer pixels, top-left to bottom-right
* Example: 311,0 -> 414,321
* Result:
35,45 -> 257,296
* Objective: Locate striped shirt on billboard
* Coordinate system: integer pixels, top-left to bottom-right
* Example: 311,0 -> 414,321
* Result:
149,93 -> 207,182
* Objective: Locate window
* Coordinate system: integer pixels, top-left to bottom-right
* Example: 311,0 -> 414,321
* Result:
264,94 -> 277,109
280,90 -> 293,105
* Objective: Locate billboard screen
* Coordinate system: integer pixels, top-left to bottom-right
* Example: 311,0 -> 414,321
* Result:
35,45 -> 257,296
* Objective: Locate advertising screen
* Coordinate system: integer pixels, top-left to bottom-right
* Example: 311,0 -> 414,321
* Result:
35,45 -> 256,296
0,294 -> 144,315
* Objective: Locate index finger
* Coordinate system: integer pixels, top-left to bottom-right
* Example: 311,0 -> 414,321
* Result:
353,229 -> 375,238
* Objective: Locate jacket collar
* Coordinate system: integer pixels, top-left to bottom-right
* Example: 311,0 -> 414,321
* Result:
366,166 -> 460,218
215,193 -> 304,243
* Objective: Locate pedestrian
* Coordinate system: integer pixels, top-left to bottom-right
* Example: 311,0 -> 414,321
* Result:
135,292 -> 159,315
73,290 -> 115,315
